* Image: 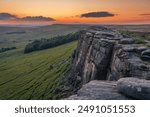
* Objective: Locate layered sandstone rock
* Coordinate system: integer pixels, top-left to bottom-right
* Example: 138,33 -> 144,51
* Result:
117,78 -> 150,100
67,26 -> 150,100
67,80 -> 129,100
107,45 -> 150,81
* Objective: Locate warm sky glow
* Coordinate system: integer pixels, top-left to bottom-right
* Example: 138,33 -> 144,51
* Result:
0,0 -> 150,24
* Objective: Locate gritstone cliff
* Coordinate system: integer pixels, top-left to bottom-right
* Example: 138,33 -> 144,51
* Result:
67,26 -> 150,100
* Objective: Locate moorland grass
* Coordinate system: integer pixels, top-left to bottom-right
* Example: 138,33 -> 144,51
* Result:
0,41 -> 77,99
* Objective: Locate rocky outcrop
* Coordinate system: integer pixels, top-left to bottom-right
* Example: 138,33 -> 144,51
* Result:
67,26 -> 150,100
67,80 -> 130,100
107,46 -> 150,81
117,78 -> 150,100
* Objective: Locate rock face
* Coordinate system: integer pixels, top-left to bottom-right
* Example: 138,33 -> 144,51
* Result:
117,78 -> 150,100
107,45 -> 150,81
67,80 -> 130,100
67,26 -> 150,99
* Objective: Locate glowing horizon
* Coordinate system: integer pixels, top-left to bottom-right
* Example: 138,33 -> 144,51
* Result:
0,0 -> 150,24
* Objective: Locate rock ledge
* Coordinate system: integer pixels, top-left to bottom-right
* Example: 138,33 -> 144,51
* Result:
117,78 -> 150,100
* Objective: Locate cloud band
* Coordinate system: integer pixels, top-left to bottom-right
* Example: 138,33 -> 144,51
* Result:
0,13 -> 55,22
81,11 -> 115,18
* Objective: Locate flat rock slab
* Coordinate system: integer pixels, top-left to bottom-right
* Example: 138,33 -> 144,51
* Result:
67,80 -> 130,100
117,78 -> 150,100
119,38 -> 135,44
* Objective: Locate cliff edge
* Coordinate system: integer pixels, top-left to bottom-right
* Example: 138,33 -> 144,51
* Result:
67,26 -> 150,100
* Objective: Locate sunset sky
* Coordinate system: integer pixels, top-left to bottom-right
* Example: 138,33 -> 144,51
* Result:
0,0 -> 150,24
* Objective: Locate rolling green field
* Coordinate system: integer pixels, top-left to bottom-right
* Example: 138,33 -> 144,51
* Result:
0,24 -> 87,100
0,41 -> 77,99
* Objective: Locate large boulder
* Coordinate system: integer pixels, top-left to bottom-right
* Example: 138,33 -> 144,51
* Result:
67,80 -> 130,100
117,78 -> 150,100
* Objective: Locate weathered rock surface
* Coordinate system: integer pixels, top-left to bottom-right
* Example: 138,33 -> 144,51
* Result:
119,38 -> 135,44
69,27 -> 122,90
67,26 -> 150,100
107,45 -> 150,81
67,80 -> 130,100
117,78 -> 150,100
141,49 -> 150,61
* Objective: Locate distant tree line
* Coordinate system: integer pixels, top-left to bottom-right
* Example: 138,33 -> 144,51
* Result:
6,31 -> 26,35
24,32 -> 80,53
0,47 -> 16,53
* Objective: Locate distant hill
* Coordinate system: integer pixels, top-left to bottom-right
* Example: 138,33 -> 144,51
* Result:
0,24 -> 89,48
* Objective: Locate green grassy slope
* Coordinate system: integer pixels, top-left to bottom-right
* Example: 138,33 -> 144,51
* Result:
0,41 -> 77,100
